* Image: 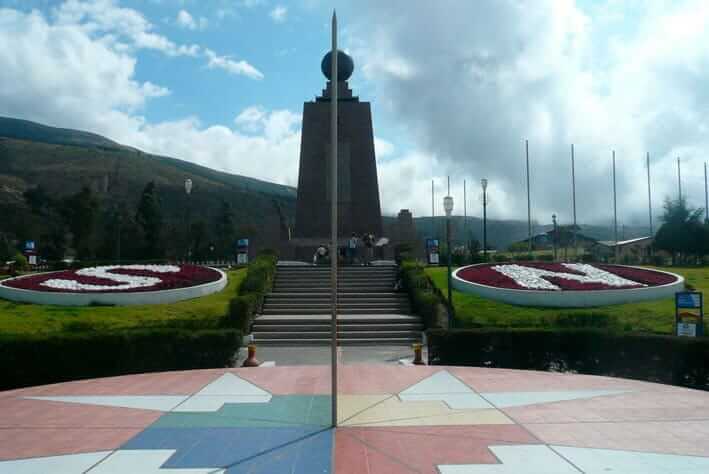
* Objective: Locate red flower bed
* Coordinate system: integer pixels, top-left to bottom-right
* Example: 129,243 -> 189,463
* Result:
456,263 -> 678,292
2,264 -> 222,293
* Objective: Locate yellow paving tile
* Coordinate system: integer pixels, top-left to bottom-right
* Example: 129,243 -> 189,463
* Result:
339,396 -> 514,427
337,395 -> 391,424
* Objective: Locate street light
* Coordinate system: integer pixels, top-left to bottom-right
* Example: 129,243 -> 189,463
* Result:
443,194 -> 454,328
185,178 -> 193,262
552,213 -> 558,261
481,178 -> 488,261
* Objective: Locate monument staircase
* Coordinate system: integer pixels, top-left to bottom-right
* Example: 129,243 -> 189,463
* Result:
252,264 -> 423,345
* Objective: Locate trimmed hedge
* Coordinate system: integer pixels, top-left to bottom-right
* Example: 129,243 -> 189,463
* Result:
400,260 -> 447,329
0,328 -> 241,390
226,253 -> 277,332
426,328 -> 709,390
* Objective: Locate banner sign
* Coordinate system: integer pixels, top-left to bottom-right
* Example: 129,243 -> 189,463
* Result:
426,238 -> 439,265
675,291 -> 703,337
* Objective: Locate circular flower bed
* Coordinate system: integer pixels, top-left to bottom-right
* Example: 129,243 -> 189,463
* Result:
0,264 -> 227,306
452,262 -> 684,307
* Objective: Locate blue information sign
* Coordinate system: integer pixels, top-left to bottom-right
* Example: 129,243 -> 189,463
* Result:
675,292 -> 703,337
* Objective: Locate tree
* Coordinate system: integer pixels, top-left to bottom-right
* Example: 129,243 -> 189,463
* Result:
135,181 -> 164,258
654,197 -> 705,264
61,186 -> 99,259
214,199 -> 235,259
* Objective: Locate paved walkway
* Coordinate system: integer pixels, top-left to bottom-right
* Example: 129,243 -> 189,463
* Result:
2,365 -> 709,473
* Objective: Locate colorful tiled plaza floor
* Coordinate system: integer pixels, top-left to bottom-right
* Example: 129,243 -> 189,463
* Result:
2,365 -> 709,473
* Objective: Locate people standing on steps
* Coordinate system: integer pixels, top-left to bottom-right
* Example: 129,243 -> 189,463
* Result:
347,233 -> 359,265
362,232 -> 375,266
313,243 -> 328,265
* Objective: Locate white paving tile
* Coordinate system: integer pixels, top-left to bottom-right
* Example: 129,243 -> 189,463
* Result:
24,395 -> 188,412
173,395 -> 272,412
194,373 -> 270,396
438,445 -> 578,473
553,445 -> 709,473
88,450 -> 224,473
0,450 -> 111,474
400,370 -> 474,395
399,393 -> 493,409
483,390 -> 630,408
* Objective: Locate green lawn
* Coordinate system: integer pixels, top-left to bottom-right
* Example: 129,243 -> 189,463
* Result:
0,269 -> 245,336
426,266 -> 707,334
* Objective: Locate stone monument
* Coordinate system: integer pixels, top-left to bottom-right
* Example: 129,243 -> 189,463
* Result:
293,50 -> 383,242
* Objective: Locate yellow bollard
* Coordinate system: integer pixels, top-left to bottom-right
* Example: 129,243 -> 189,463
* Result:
412,342 -> 425,365
242,344 -> 262,367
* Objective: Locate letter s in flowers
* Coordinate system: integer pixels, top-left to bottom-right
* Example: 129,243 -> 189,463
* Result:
40,265 -> 181,292
491,263 -> 646,291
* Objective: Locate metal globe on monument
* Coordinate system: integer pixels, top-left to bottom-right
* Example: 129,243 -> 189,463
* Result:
321,49 -> 354,81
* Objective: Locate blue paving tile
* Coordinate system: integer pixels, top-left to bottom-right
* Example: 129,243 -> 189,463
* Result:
122,426 -> 332,473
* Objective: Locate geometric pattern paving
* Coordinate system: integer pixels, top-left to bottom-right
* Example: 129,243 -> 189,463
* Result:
1,365 -> 709,473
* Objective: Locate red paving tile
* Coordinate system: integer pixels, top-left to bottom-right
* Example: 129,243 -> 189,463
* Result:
15,369 -> 226,397
503,389 -> 709,424
232,366 -> 332,394
448,367 -> 648,393
335,425 -> 538,474
0,398 -> 162,429
0,428 -> 138,460
338,365 -> 443,394
527,420 -> 709,457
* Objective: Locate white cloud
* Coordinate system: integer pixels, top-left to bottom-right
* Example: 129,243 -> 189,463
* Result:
53,0 -> 200,57
269,5 -> 287,23
0,5 -> 292,189
348,0 -> 709,224
176,9 -> 207,31
204,48 -> 264,80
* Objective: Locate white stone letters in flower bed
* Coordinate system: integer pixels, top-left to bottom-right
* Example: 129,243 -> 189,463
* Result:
0,264 -> 227,306
452,262 -> 684,308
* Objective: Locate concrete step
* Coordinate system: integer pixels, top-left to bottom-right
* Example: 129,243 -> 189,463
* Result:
266,292 -> 405,299
263,302 -> 410,310
255,314 -> 422,324
262,307 -> 410,315
273,282 -> 394,288
268,287 -> 397,293
251,323 -> 424,332
265,297 -> 408,305
252,330 -> 421,340
251,338 -> 420,346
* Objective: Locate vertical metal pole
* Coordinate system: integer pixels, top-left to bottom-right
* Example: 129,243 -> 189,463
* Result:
329,10 -> 338,428
705,162 -> 708,223
571,144 -> 577,259
447,215 -> 452,326
431,179 -> 435,239
463,179 -> 467,253
678,157 -> 682,201
612,150 -> 618,262
482,189 -> 487,260
526,140 -> 532,254
647,152 -> 653,235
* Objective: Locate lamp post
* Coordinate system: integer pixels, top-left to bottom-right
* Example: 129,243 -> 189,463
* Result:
481,179 -> 488,261
552,213 -> 558,261
184,178 -> 193,262
443,194 -> 454,328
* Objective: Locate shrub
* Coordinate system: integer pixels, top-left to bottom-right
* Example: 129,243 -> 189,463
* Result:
225,252 -> 277,332
426,328 -> 709,391
12,253 -> 28,271
537,254 -> 554,261
514,253 -> 534,261
400,260 -> 447,329
492,254 -> 510,262
0,328 -> 241,390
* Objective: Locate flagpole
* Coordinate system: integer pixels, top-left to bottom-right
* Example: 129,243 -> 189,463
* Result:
329,10 -> 338,428
526,139 -> 532,254
571,144 -> 577,259
612,150 -> 618,262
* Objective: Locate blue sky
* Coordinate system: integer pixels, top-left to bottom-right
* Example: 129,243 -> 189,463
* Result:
1,0 -> 709,226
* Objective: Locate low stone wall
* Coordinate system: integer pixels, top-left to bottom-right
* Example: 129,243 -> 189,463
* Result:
0,269 -> 227,306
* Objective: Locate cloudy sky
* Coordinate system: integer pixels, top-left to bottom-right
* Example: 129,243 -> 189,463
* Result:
1,0 -> 708,230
